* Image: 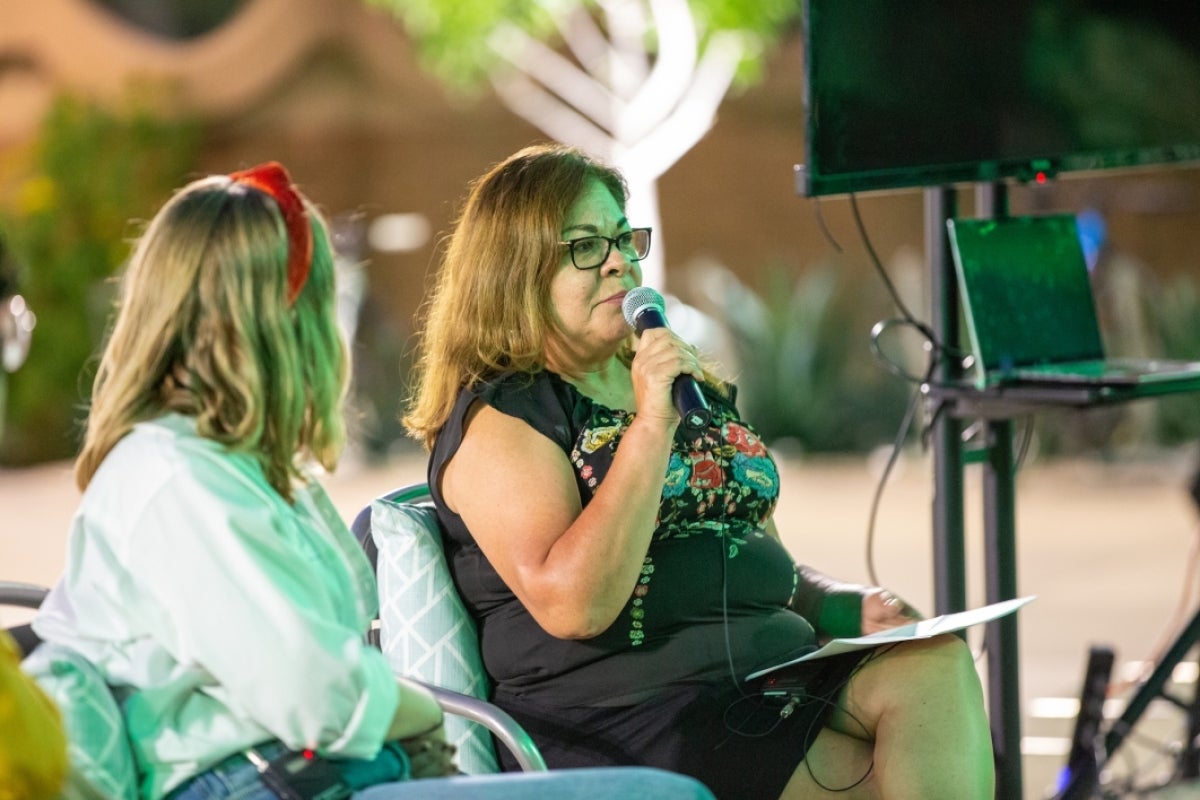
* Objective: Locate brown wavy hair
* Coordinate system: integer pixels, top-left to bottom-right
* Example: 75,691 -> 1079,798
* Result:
75,173 -> 347,501
404,143 -> 725,451
402,144 -> 632,450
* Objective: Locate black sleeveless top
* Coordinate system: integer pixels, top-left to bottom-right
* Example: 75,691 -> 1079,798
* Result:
428,370 -> 818,706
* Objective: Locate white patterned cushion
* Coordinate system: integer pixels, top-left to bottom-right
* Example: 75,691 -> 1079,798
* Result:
370,497 -> 498,774
22,643 -> 137,800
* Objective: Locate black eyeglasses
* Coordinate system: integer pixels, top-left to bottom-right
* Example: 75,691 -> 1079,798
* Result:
559,228 -> 652,270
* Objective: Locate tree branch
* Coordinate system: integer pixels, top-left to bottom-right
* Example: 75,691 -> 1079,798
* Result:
598,0 -> 651,94
622,31 -> 743,178
489,70 -> 616,157
489,21 -> 622,131
616,0 -> 700,143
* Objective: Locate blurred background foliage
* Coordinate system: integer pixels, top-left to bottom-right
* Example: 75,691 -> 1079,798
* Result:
688,260 -> 912,453
0,0 -> 1198,470
366,0 -> 797,91
0,93 -> 201,465
5,100 -> 1200,467
1151,275 -> 1200,445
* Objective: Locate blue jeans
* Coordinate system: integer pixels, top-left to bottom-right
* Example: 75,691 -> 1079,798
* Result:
168,741 -> 409,800
168,742 -> 287,800
171,748 -> 714,800
354,769 -> 717,800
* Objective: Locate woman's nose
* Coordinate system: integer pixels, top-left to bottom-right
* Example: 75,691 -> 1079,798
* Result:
600,247 -> 630,276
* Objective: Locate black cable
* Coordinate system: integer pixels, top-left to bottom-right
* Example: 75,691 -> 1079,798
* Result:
716,512 -> 873,792
812,197 -> 844,254
849,194 -> 927,333
840,193 -> 978,597
1013,415 -> 1036,471
719,526 -> 755,699
868,318 -> 936,384
845,194 -> 971,386
815,192 -> 999,741
865,382 -> 923,587
796,644 -> 898,793
800,692 -> 875,792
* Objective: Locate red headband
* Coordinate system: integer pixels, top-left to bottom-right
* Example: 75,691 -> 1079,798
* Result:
230,161 -> 313,305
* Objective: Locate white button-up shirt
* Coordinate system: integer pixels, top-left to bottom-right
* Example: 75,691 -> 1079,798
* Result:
34,414 -> 398,798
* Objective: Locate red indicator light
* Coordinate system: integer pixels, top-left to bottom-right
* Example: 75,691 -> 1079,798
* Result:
302,749 -> 315,760
1035,171 -> 1047,184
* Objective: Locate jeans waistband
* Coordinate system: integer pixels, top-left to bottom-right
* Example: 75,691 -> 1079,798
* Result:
167,740 -> 411,799
164,740 -> 291,800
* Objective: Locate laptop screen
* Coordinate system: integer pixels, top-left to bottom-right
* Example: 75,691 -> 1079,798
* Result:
947,214 -> 1104,375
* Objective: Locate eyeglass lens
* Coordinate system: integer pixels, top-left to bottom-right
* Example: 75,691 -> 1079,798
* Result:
571,229 -> 651,269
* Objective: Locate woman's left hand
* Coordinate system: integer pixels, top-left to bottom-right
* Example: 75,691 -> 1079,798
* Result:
860,588 -> 923,635
399,726 -> 460,779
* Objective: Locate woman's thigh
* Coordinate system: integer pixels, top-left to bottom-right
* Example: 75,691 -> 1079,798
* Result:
839,635 -> 984,733
778,725 -> 878,800
779,635 -> 986,800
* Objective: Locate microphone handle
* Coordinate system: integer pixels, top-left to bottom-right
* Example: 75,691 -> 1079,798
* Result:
672,375 -> 712,430
631,306 -> 711,430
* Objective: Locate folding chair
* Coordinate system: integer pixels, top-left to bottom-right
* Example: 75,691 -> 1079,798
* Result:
0,580 -> 46,656
351,484 -> 547,774
2,580 -> 136,799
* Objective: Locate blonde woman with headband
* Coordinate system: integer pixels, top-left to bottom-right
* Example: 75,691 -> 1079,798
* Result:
31,162 -> 713,800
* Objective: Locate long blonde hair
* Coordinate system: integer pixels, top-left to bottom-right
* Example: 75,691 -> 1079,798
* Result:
403,144 -> 634,450
75,173 -> 347,501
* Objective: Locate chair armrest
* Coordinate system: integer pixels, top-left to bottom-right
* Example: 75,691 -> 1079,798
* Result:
419,681 -> 548,772
1,581 -> 49,656
0,581 -> 50,609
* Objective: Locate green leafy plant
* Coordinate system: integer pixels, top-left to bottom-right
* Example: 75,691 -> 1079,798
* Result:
0,94 -> 200,465
1144,272 -> 1200,447
1030,255 -> 1200,458
688,260 -> 912,453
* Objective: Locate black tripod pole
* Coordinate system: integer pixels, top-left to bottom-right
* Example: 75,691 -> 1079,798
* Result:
1055,647 -> 1114,800
1105,607 -> 1200,773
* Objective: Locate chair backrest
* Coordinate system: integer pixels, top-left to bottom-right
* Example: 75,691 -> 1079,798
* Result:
2,581 -> 138,800
352,484 -> 545,774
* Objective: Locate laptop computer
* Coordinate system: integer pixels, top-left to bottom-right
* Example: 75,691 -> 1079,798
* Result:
946,213 -> 1200,389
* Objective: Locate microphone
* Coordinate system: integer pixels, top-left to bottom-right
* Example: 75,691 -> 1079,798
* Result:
621,287 -> 712,430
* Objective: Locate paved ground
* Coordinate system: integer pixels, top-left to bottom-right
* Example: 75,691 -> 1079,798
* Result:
5,445 -> 1200,799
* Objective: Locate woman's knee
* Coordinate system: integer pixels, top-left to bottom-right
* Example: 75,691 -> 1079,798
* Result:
920,634 -> 984,693
847,635 -> 985,717
889,633 -> 977,678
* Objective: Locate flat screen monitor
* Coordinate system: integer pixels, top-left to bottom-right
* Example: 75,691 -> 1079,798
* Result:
799,0 -> 1200,197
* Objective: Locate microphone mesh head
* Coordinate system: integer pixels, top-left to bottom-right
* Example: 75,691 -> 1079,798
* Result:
621,286 -> 664,326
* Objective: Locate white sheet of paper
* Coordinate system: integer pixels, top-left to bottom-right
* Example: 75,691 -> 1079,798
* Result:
745,595 -> 1035,682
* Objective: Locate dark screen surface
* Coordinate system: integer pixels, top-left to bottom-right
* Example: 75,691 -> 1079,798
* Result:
948,214 -> 1104,372
801,0 -> 1200,196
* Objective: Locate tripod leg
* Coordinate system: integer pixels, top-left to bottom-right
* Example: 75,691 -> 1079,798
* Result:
1105,607 -> 1200,760
1183,659 -> 1200,779
1055,646 -> 1114,800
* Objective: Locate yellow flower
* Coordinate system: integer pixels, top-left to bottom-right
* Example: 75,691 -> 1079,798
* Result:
580,424 -> 620,454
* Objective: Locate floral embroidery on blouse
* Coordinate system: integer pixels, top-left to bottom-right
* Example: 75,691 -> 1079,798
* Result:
566,391 -> 779,649
629,556 -> 655,646
655,419 -> 777,540
580,424 -> 622,454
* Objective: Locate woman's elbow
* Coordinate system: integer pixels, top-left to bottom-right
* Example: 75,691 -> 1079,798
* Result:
531,598 -> 620,640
